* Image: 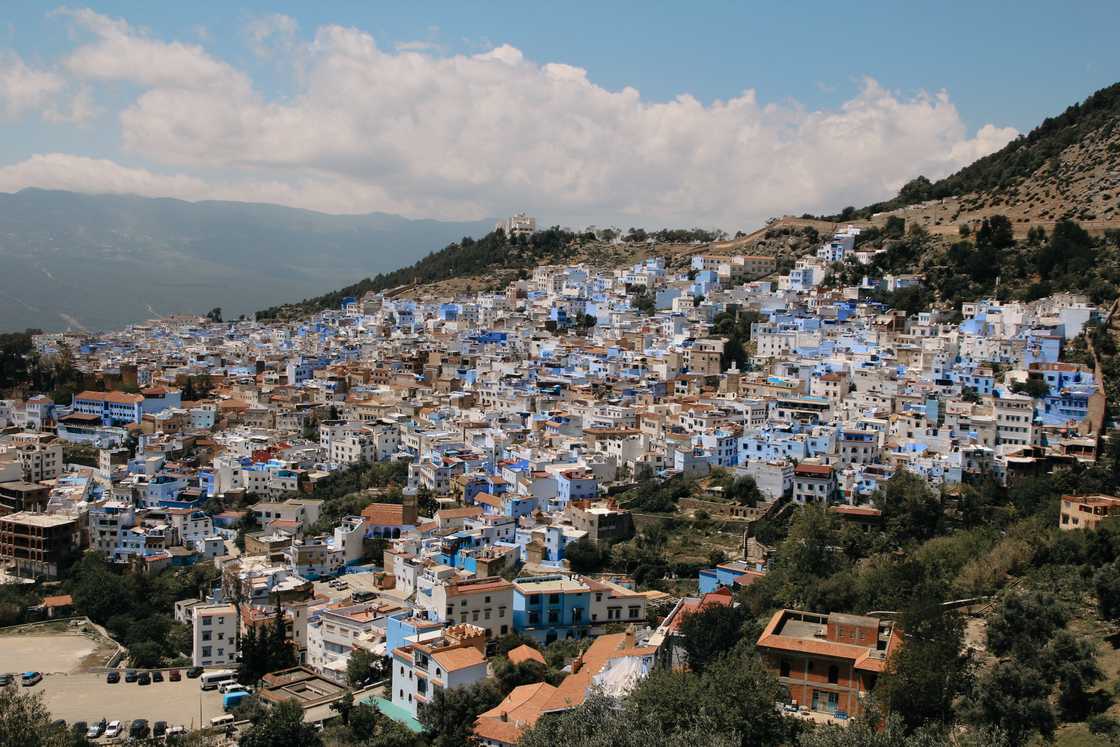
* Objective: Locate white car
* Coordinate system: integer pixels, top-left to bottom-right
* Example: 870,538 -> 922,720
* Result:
104,720 -> 123,738
219,681 -> 249,695
86,722 -> 104,739
168,725 -> 187,736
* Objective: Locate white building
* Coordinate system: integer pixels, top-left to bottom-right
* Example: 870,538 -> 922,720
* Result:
191,603 -> 238,668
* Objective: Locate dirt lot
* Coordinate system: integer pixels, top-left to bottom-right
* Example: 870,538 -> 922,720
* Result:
0,626 -> 114,674
311,571 -> 386,602
35,672 -> 225,729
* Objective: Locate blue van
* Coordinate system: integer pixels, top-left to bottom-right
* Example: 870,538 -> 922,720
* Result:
223,690 -> 250,712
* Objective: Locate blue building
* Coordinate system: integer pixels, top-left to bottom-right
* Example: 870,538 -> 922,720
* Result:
512,575 -> 591,644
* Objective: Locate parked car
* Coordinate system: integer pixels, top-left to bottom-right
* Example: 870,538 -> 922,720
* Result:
152,670 -> 164,683
153,721 -> 168,738
219,681 -> 248,695
21,671 -> 42,686
124,669 -> 138,683
137,672 -> 151,686
106,670 -> 120,684
167,725 -> 187,736
168,669 -> 181,682
104,720 -> 123,738
0,673 -> 13,686
186,667 -> 203,679
129,719 -> 150,740
85,721 -> 104,739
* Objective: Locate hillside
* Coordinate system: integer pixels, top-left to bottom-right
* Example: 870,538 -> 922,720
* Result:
828,81 -> 1120,236
0,189 -> 492,332
255,226 -> 736,319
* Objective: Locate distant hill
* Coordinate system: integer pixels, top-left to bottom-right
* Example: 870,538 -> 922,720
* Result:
822,81 -> 1120,234
255,226 -> 727,320
0,189 -> 492,331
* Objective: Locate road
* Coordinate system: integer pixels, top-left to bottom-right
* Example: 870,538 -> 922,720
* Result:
33,672 -> 225,730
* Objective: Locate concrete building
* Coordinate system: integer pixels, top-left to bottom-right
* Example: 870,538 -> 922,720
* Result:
0,511 -> 82,579
191,603 -> 239,668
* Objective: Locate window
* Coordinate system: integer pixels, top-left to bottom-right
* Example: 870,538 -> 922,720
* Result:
828,665 -> 839,685
779,659 -> 790,677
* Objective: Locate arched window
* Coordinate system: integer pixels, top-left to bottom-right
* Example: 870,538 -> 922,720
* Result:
828,665 -> 839,684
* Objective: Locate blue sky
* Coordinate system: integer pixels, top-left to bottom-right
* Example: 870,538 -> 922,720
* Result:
0,2 -> 1116,228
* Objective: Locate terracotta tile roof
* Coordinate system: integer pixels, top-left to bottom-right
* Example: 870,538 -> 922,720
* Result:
794,464 -> 834,476
542,633 -> 630,713
42,594 -> 73,608
437,507 -> 483,520
431,646 -> 486,672
361,503 -> 408,526
76,390 -> 143,404
507,644 -> 545,666
474,682 -> 557,745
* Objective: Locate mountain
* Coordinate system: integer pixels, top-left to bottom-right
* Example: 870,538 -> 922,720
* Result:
829,81 -> 1120,234
0,189 -> 493,332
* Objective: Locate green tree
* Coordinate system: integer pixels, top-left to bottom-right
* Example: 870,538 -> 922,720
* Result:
986,590 -> 1067,660
564,536 -> 609,574
492,656 -> 552,694
239,699 -> 322,747
347,647 -> 383,688
519,693 -> 739,747
0,685 -> 71,747
966,660 -> 1054,746
1094,559 -> 1120,620
873,470 -> 943,546
884,215 -> 906,239
417,679 -> 502,747
128,640 -> 164,668
879,592 -> 972,729
677,603 -> 748,672
1042,629 -> 1103,719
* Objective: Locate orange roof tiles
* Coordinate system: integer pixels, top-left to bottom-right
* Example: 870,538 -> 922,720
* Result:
507,644 -> 545,666
361,503 -> 409,526
431,646 -> 486,672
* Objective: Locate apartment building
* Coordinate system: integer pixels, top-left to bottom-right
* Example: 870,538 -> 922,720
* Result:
391,623 -> 489,718
1060,494 -> 1120,531
191,603 -> 239,667
419,575 -> 515,639
756,609 -> 900,719
0,511 -> 82,579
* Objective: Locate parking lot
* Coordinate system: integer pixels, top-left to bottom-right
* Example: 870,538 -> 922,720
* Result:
35,672 -> 225,730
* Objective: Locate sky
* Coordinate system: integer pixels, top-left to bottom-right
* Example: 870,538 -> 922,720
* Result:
0,1 -> 1117,230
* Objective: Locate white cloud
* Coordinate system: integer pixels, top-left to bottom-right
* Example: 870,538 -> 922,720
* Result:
56,7 -> 249,93
43,85 -> 99,124
0,153 -> 210,197
12,16 -> 1019,227
245,13 -> 298,59
0,51 -> 65,119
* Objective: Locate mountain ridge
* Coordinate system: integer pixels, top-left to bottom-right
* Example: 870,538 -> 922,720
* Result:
0,188 -> 494,332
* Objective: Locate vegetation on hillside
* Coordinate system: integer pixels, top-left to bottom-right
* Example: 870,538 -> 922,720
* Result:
256,227 -> 584,320
818,81 -> 1120,220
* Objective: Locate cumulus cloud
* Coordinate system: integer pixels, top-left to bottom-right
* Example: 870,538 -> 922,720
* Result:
56,7 -> 249,93
6,13 -> 1019,227
0,153 -> 211,197
0,51 -> 65,119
